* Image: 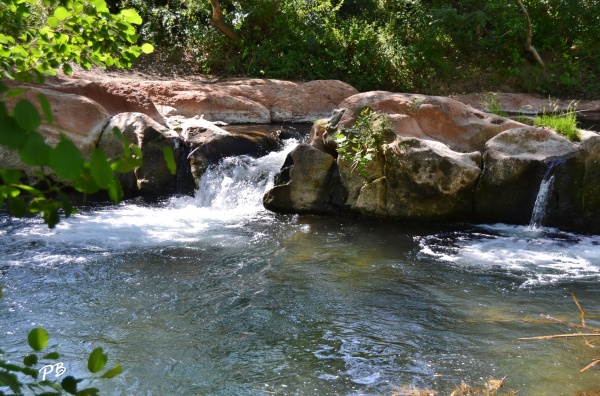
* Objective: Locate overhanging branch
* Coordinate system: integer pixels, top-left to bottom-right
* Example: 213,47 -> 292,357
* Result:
517,0 -> 545,67
209,0 -> 241,41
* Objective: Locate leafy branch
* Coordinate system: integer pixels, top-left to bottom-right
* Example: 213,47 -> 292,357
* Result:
333,107 -> 391,176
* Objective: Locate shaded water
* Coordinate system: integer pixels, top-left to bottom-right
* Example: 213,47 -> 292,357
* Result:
1,140 -> 600,395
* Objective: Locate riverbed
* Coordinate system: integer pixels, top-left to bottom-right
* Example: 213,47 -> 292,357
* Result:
1,139 -> 599,395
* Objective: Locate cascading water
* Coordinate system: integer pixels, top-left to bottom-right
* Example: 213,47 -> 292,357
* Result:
529,161 -> 560,229
529,174 -> 555,229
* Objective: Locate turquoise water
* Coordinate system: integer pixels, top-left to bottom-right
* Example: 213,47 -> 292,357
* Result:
1,140 -> 599,395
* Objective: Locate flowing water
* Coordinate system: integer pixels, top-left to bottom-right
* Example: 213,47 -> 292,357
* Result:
1,139 -> 600,395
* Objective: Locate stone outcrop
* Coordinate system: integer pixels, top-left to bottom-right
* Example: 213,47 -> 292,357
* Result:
43,76 -> 167,126
338,92 -> 524,152
66,73 -> 359,124
4,70 -> 600,233
2,72 -> 355,200
474,127 -> 577,224
98,112 -> 190,199
264,91 -> 600,233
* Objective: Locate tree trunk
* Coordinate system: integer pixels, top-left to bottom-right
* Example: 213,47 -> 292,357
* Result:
209,0 -> 241,41
517,0 -> 545,67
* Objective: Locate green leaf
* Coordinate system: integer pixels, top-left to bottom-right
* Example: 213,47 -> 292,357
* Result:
49,135 -> 85,180
19,132 -> 52,166
106,179 -> 123,204
37,93 -> 54,124
13,99 -> 41,131
0,116 -> 27,149
62,63 -> 73,76
54,6 -> 70,21
43,352 -> 61,360
87,348 -> 107,373
23,354 -> 38,367
75,387 -> 100,396
4,88 -> 24,99
8,196 -> 26,217
0,371 -> 22,394
57,191 -> 76,218
0,168 -> 21,184
15,184 -> 44,198
100,364 -> 122,379
162,146 -> 177,175
90,149 -> 113,188
28,328 -> 50,351
43,206 -> 60,228
120,9 -> 142,25
61,375 -> 82,395
141,43 -> 154,54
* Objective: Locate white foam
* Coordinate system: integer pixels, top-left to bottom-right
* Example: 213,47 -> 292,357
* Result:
418,224 -> 600,286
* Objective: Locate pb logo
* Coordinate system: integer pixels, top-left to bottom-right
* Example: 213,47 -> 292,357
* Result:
39,362 -> 66,381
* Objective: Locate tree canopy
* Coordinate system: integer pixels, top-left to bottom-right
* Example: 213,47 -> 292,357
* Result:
112,0 -> 600,98
0,0 -> 153,227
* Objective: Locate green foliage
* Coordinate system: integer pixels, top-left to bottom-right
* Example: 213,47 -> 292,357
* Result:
0,0 -> 152,81
0,0 -> 155,227
334,108 -> 390,176
534,103 -> 581,142
0,82 -> 143,228
0,295 -> 122,395
113,0 -> 600,98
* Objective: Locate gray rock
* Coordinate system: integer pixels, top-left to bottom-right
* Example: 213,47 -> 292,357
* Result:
474,127 -> 577,224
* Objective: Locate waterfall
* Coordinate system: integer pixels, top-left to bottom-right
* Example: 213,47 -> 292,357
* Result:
529,175 -> 555,229
195,139 -> 298,214
529,162 -> 560,229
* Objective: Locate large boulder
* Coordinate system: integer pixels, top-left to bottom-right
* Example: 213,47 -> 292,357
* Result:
264,138 -> 482,221
128,78 -> 358,123
43,75 -> 167,126
338,91 -> 523,152
474,127 -> 577,224
1,86 -> 111,185
98,112 -> 189,199
547,134 -> 600,233
263,143 -> 342,214
353,138 -> 482,221
5,86 -> 111,156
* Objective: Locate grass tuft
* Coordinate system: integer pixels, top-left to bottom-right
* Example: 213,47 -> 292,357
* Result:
534,102 -> 581,142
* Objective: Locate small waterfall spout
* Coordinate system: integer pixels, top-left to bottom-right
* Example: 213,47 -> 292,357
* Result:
529,161 -> 561,229
529,175 -> 555,229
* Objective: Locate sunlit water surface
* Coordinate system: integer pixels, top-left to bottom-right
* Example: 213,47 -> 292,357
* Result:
1,140 -> 599,395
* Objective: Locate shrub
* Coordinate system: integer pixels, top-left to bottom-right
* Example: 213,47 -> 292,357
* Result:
334,108 -> 392,176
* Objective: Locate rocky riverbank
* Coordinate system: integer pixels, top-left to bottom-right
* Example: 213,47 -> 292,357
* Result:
2,69 -> 600,233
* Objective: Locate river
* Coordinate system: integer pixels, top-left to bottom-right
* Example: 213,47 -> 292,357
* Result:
1,138 -> 599,395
